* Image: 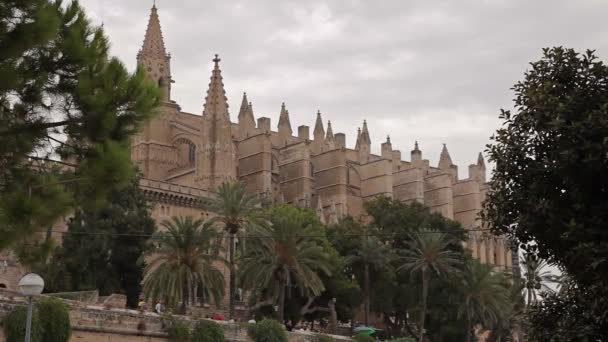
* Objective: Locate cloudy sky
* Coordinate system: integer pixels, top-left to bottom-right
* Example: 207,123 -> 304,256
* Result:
80,0 -> 608,177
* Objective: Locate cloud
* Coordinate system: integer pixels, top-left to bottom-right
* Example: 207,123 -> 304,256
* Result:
79,0 -> 608,177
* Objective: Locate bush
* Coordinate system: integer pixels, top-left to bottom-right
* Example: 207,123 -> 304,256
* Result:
388,338 -> 416,342
353,335 -> 375,342
317,335 -> 336,342
192,319 -> 225,342
2,305 -> 43,342
37,297 -> 71,342
247,319 -> 287,342
166,319 -> 190,342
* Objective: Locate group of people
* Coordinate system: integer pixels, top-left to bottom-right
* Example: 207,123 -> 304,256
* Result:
137,299 -> 163,314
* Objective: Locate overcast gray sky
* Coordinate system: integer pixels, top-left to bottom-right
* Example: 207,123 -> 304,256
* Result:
80,0 -> 608,178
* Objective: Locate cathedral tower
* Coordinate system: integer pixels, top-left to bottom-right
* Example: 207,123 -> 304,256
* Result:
137,3 -> 173,102
197,55 -> 237,189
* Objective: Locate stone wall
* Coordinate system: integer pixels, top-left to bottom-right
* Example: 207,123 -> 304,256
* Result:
0,297 -> 350,342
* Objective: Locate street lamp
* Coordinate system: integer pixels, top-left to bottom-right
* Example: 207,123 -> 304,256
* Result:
18,273 -> 44,342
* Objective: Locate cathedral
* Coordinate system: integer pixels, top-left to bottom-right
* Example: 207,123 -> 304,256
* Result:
0,4 -> 513,293
133,4 -> 513,272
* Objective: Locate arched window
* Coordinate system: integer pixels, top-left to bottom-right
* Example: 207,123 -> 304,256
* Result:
175,138 -> 196,167
0,283 -> 7,289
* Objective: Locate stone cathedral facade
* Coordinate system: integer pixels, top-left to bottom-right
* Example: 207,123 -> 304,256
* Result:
133,4 -> 513,273
0,4 -> 513,293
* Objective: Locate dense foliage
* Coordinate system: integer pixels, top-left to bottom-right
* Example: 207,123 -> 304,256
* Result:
204,181 -> 267,318
191,320 -> 225,342
2,298 -> 71,342
37,297 -> 71,342
0,0 -> 159,251
41,173 -> 155,308
484,47 -> 608,334
352,335 -> 375,342
166,318 -> 190,342
247,319 -> 288,342
2,305 -> 42,342
143,216 -> 225,312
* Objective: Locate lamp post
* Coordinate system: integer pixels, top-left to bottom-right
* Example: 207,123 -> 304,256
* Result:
18,273 -> 44,342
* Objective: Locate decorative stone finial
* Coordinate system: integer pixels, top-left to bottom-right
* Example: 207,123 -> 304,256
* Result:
213,54 -> 221,67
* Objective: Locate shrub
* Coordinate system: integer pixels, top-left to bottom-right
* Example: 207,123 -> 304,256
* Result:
317,335 -> 336,342
388,338 -> 416,342
247,319 -> 288,342
37,297 -> 71,342
353,335 -> 375,342
2,305 -> 43,342
166,319 -> 190,342
192,319 -> 225,342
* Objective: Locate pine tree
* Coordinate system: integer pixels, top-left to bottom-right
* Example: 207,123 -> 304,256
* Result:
0,0 -> 160,251
43,173 -> 156,308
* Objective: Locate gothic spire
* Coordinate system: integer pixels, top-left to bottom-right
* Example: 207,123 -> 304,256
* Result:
438,143 -> 453,169
355,127 -> 362,150
361,119 -> 371,144
202,54 -> 229,120
139,4 -> 167,58
477,152 -> 485,169
313,110 -> 325,138
278,102 -> 293,135
325,120 -> 335,148
413,141 -> 420,153
238,92 -> 255,132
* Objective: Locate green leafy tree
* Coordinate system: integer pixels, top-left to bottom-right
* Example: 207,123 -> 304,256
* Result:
143,216 -> 225,313
41,173 -> 155,308
204,181 -> 266,318
2,297 -> 71,342
457,260 -> 510,342
0,0 -> 159,251
483,47 -> 608,333
396,230 -> 462,342
192,320 -> 225,342
239,205 -> 332,323
247,319 -> 288,342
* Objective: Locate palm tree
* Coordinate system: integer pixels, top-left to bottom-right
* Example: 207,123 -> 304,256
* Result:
521,252 -> 556,306
344,235 -> 393,326
238,213 -> 332,323
397,229 -> 462,342
458,259 -> 511,342
142,216 -> 225,313
204,181 -> 266,318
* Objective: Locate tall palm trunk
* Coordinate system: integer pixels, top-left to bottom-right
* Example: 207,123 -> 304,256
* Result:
229,232 -> 236,318
419,269 -> 430,342
181,281 -> 189,314
465,310 -> 472,342
364,261 -> 371,326
278,279 -> 286,323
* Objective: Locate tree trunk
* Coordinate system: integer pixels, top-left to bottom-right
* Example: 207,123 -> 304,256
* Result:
465,310 -> 472,342
278,280 -> 286,323
364,261 -> 370,326
229,233 -> 236,319
181,282 -> 189,315
419,270 -> 430,342
329,300 -> 338,334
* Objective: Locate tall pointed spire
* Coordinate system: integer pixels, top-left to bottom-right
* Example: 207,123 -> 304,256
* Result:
355,127 -> 361,150
139,4 -> 167,58
313,110 -> 325,138
477,152 -> 485,169
238,92 -> 256,136
358,120 -> 371,161
361,120 -> 371,144
278,102 -> 293,143
137,3 -> 172,101
439,143 -> 453,169
198,54 -> 236,189
202,54 -> 229,120
325,120 -> 336,149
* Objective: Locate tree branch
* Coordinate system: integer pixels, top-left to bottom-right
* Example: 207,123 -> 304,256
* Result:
0,119 -> 73,136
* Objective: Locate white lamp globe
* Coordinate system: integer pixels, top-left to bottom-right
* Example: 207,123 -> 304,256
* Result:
18,273 -> 44,297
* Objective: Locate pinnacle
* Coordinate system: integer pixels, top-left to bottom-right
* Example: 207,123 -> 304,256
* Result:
326,120 -> 335,141
313,110 -> 325,137
278,102 -> 292,134
477,152 -> 485,168
202,54 -> 229,119
139,3 -> 167,58
439,143 -> 453,167
413,140 -> 421,152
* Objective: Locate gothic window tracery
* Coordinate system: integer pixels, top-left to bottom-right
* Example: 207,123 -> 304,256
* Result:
175,138 -> 196,168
